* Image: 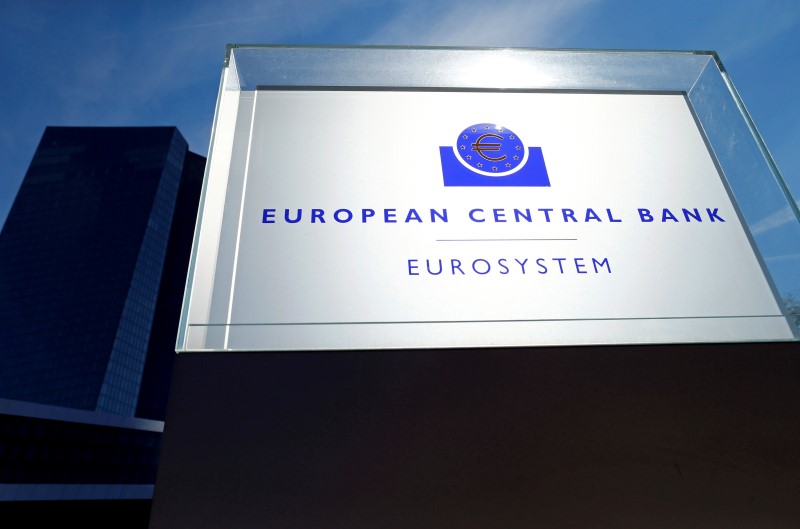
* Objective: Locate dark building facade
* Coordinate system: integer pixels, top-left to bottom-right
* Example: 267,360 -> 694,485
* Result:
0,127 -> 204,513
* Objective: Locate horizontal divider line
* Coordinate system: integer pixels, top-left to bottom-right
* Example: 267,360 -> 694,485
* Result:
436,238 -> 578,242
190,315 -> 786,327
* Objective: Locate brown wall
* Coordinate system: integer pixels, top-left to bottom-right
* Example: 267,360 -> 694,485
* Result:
151,342 -> 800,528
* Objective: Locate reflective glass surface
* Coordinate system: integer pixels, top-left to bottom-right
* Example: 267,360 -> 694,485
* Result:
0,127 -> 202,415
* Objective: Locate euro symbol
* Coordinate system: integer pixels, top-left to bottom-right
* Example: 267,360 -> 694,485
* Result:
471,133 -> 506,161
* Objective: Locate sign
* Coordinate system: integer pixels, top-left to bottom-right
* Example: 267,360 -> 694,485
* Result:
178,48 -> 798,351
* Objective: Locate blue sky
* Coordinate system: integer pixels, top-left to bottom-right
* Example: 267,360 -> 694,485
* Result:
2,0 -> 799,228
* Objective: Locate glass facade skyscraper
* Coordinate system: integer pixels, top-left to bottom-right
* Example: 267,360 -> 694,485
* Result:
0,127 -> 202,416
0,127 -> 204,514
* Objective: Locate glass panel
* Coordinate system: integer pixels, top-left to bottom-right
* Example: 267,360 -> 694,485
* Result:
227,46 -> 711,91
686,58 -> 800,314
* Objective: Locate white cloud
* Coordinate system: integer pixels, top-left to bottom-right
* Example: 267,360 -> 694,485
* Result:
750,203 -> 800,235
168,14 -> 286,31
708,0 -> 800,59
768,122 -> 800,203
765,252 -> 800,263
363,0 -> 600,47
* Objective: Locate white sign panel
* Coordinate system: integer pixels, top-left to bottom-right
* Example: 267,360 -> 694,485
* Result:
184,89 -> 793,350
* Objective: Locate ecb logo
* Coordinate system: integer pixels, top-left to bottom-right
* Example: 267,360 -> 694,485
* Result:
439,123 -> 550,187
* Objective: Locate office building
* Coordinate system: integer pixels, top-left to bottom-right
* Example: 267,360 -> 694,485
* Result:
0,127 -> 204,523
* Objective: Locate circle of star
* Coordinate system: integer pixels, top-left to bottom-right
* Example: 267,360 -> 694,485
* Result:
455,123 -> 525,175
